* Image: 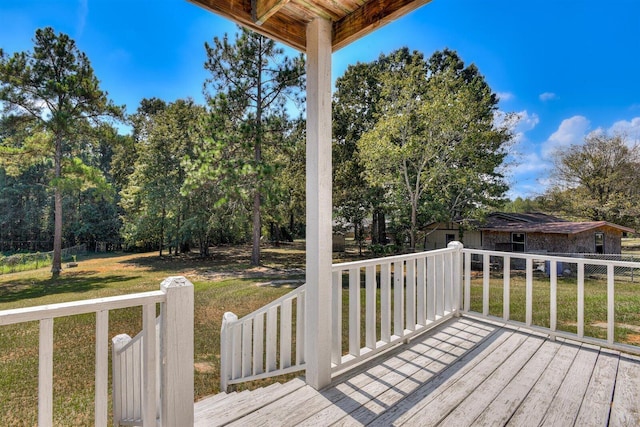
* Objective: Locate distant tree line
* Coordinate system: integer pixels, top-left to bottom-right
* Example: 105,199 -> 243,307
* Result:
504,132 -> 640,232
1,26 -> 521,274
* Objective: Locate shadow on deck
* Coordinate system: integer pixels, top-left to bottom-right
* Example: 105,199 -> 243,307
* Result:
195,317 -> 640,426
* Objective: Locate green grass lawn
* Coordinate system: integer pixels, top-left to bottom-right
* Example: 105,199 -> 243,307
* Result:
2,243 -> 640,425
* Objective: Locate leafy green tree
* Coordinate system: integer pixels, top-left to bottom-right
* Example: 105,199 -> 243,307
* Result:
544,132 -> 640,228
501,196 -> 541,213
121,98 -> 207,255
203,27 -> 305,265
262,117 -> 306,243
358,49 -> 512,250
0,27 -> 122,276
333,55 -> 392,253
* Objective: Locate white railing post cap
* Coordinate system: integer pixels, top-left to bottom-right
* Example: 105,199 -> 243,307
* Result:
222,312 -> 238,323
160,276 -> 193,290
447,241 -> 464,250
112,333 -> 132,347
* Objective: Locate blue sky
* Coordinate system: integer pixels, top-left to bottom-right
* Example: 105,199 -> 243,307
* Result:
1,0 -> 639,199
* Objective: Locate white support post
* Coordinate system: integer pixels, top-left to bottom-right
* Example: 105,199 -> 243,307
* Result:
160,276 -> 194,427
305,17 -> 333,390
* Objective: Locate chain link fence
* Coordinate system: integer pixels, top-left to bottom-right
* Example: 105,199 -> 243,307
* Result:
0,244 -> 87,275
474,252 -> 640,283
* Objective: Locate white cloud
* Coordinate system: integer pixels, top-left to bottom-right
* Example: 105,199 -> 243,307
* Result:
496,92 -> 514,102
77,0 -> 88,37
539,92 -> 557,102
513,152 -> 550,173
541,115 -> 590,157
496,110 -> 539,145
607,117 -> 640,144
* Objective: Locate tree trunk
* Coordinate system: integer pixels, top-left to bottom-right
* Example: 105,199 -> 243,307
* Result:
251,39 -> 264,267
371,213 -> 379,245
159,206 -> 165,257
251,190 -> 261,265
51,135 -> 63,278
378,211 -> 386,244
410,202 -> 417,252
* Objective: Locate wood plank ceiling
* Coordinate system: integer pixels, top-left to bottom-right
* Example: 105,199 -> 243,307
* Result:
188,0 -> 433,52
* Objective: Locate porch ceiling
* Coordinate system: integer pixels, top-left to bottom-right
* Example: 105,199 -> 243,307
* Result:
188,0 -> 433,52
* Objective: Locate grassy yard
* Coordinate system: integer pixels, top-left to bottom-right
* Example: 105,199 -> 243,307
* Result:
0,245 -> 308,426
468,270 -> 640,345
2,242 -> 640,425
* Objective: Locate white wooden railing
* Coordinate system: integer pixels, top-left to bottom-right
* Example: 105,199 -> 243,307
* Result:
0,276 -> 194,427
330,242 -> 463,374
112,316 -> 161,426
462,248 -> 640,355
220,243 -> 464,389
220,285 -> 306,391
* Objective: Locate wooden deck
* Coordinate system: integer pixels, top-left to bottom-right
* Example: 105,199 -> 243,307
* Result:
194,317 -> 640,426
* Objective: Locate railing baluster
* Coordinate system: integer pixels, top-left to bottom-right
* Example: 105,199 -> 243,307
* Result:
242,320 -> 253,376
503,255 -> 510,321
95,310 -> 108,427
349,267 -> 361,356
132,336 -> 141,420
253,313 -> 264,375
526,258 -> 533,326
365,265 -> 377,349
444,252 -> 452,314
577,261 -> 585,337
607,264 -> 615,344
142,304 -> 156,427
427,256 -> 435,321
231,322 -> 242,379
550,260 -> 557,333
281,298 -> 292,369
417,256 -> 426,326
393,261 -> 404,337
380,263 -> 391,342
436,255 -> 444,318
38,318 -> 54,427
331,270 -> 342,364
483,254 -> 490,316
406,259 -> 416,331
296,291 -> 305,365
266,306 -> 278,372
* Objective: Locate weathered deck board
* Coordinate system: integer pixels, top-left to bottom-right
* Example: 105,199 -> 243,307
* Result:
539,343 -> 600,426
396,331 -> 535,426
296,319 -> 493,426
609,353 -> 640,426
195,317 -> 640,427
574,348 -> 619,426
505,339 -> 581,426
436,334 -> 546,426
471,339 -> 561,426
302,320 -> 497,426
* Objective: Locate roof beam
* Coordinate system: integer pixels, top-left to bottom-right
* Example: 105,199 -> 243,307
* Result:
333,0 -> 432,51
188,0 -> 307,51
252,0 -> 291,25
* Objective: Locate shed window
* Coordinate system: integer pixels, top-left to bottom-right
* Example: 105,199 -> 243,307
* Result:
512,233 -> 526,252
595,232 -> 604,254
445,233 -> 456,245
